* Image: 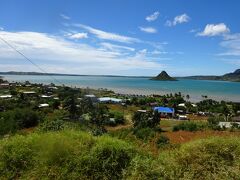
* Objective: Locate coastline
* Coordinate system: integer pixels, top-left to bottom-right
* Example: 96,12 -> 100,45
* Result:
3,75 -> 240,103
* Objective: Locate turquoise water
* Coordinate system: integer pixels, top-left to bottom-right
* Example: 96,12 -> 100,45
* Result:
3,75 -> 240,102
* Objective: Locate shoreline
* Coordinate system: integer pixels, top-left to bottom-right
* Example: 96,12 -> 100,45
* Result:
3,75 -> 240,103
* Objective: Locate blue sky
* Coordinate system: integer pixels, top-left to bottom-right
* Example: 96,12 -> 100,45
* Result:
0,0 -> 240,76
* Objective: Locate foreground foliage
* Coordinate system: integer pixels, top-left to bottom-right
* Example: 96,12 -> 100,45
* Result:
0,130 -> 240,179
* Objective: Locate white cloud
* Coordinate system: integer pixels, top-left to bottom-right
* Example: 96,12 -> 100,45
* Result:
223,33 -> 240,40
197,23 -> 230,36
74,24 -> 140,43
60,14 -> 71,20
215,32 -> 240,58
151,50 -> 168,55
139,27 -> 157,33
100,42 -> 135,52
218,38 -> 240,56
166,13 -> 190,27
189,28 -> 199,33
68,32 -> 88,39
0,31 -> 163,75
146,11 -> 160,22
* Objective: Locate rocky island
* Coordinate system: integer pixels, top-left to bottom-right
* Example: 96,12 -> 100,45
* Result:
151,71 -> 177,81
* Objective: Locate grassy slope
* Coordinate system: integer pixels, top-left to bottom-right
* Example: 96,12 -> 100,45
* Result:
0,130 -> 240,179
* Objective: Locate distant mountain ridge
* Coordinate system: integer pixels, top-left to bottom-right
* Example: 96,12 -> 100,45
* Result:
1,69 -> 240,82
180,69 -> 240,82
151,71 -> 177,81
0,71 -> 151,78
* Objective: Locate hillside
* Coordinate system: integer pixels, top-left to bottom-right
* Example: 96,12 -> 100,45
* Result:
151,71 -> 177,81
181,69 -> 240,82
1,130 -> 240,179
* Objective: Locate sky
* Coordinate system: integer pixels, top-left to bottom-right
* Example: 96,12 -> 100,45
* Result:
0,0 -> 240,76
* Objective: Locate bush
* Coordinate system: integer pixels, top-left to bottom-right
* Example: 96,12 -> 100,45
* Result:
156,135 -> 170,148
133,127 -> 155,140
0,108 -> 41,135
132,111 -> 160,129
38,110 -> 67,132
123,155 -> 161,179
173,121 -> 205,132
208,116 -> 224,130
0,130 -> 136,179
39,119 -> 65,132
158,137 -> 240,179
0,131 -> 240,179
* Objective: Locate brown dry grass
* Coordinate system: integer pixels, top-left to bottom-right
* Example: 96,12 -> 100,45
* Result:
163,130 -> 240,144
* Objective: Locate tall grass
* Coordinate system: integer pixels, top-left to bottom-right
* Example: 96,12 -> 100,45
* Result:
0,130 -> 240,179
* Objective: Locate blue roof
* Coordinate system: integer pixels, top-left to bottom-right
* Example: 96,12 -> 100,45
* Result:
154,107 -> 174,113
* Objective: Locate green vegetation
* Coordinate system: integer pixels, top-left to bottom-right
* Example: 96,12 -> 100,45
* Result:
173,121 -> 206,132
1,79 -> 240,179
0,108 -> 41,135
156,135 -> 170,148
0,131 -> 240,179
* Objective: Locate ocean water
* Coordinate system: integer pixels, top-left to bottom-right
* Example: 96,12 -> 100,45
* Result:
3,75 -> 240,102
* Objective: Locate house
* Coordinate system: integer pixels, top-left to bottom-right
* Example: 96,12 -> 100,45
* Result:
0,95 -> 12,99
137,110 -> 147,113
41,95 -> 52,98
84,94 -> 98,103
178,115 -> 188,120
153,106 -> 175,117
218,122 -> 240,128
23,91 -> 36,95
232,116 -> 240,122
98,97 -> 122,103
0,83 -> 10,88
178,103 -> 197,108
38,103 -> 49,108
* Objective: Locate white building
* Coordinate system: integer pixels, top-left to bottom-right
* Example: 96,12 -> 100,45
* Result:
38,103 -> 49,108
0,95 -> 12,99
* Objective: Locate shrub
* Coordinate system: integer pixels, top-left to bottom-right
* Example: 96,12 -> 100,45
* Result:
0,130 -> 136,179
156,135 -> 170,148
0,116 -> 17,136
0,135 -> 36,178
123,155 -> 161,179
38,110 -> 67,132
173,121 -> 205,132
0,108 -> 40,135
158,137 -> 240,179
132,111 -> 160,129
0,131 -> 240,179
133,127 -> 155,140
208,116 -> 224,130
39,119 -> 65,132
112,111 -> 125,125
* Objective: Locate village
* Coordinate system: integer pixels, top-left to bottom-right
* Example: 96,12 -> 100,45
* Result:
1,77 -> 240,137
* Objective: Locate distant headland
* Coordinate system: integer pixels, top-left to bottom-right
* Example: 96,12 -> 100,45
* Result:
180,69 -> 240,82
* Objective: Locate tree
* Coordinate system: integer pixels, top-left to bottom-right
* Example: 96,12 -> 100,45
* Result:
63,95 -> 78,119
132,110 -> 160,129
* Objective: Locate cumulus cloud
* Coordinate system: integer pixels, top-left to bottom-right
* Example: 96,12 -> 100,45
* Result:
0,30 -> 163,75
166,13 -> 190,27
68,32 -> 88,39
197,23 -> 230,36
139,26 -> 157,33
74,24 -> 140,43
146,11 -> 160,22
